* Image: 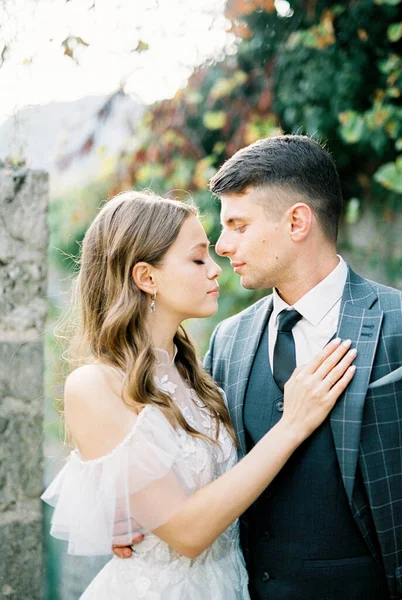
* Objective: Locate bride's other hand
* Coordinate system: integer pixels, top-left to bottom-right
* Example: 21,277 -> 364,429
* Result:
282,338 -> 356,443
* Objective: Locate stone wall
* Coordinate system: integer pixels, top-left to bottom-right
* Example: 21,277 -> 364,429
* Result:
0,167 -> 48,599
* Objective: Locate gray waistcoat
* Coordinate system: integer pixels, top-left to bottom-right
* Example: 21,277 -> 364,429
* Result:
242,321 -> 388,600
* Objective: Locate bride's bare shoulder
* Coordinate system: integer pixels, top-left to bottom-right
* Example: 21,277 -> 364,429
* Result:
64,363 -> 137,458
66,362 -> 121,392
64,362 -> 125,417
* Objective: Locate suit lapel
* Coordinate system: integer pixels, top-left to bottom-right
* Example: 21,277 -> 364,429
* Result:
331,267 -> 383,503
229,297 -> 273,456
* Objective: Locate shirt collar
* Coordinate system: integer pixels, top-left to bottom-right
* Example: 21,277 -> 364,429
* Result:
272,256 -> 348,327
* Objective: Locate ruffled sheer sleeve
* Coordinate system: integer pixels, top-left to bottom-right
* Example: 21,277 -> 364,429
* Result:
41,406 -> 196,556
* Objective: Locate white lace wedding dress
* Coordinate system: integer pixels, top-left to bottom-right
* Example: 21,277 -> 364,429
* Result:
42,348 -> 250,599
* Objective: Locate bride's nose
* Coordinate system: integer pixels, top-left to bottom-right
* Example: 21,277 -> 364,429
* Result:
208,259 -> 222,279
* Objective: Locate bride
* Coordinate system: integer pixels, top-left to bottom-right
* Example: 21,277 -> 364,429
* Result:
42,191 -> 356,599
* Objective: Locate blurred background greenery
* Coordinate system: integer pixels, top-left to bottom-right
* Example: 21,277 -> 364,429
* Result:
49,0 -> 402,353
2,0 -> 401,597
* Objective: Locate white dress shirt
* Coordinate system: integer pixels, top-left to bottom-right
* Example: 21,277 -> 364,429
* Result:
268,256 -> 348,369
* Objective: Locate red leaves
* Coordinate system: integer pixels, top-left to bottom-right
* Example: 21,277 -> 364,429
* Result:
226,0 -> 275,19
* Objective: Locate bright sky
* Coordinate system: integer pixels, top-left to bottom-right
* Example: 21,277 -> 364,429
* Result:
0,0 -> 234,126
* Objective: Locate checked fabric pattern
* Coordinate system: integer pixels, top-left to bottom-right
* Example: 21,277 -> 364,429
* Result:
204,267 -> 402,599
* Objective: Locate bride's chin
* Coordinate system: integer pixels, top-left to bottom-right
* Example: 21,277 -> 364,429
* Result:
206,304 -> 220,317
193,304 -> 220,319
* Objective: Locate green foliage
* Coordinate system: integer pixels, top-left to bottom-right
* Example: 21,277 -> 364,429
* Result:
376,0 -> 402,6
374,155 -> 402,193
248,1 -> 402,207
49,180 -> 110,272
388,22 -> 402,41
224,0 -> 402,243
203,111 -> 227,130
59,0 -> 402,334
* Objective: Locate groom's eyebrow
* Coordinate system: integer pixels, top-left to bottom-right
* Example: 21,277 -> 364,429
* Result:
221,216 -> 247,226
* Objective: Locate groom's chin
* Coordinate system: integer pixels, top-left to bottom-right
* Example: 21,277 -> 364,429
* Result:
240,277 -> 263,291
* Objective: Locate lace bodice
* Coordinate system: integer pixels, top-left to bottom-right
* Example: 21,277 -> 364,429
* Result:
42,349 -> 250,599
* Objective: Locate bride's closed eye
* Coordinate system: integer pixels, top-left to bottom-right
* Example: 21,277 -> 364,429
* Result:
194,260 -> 206,265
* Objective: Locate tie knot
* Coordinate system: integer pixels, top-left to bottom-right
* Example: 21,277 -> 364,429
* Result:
277,309 -> 302,332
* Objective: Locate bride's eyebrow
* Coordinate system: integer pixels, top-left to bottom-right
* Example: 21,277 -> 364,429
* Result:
189,242 -> 210,251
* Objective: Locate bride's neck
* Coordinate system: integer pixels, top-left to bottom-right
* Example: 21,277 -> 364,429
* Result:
148,312 -> 178,361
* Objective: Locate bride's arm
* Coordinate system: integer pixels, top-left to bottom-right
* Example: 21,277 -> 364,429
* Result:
66,338 -> 355,559
153,338 -> 355,558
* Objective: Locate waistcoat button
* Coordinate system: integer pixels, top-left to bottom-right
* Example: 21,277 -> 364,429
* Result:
275,400 -> 284,412
263,531 -> 271,541
261,572 -> 271,582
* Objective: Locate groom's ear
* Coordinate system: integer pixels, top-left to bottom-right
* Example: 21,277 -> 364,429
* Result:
287,202 -> 313,241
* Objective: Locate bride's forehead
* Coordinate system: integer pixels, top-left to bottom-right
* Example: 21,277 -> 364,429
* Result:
176,216 -> 208,244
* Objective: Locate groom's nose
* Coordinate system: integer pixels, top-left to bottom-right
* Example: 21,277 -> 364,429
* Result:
215,232 -> 235,257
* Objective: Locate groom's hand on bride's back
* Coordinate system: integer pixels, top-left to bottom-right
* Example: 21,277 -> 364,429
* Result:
112,506 -> 144,558
112,533 -> 144,558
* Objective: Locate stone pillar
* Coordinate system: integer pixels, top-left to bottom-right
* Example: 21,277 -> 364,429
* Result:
0,166 -> 48,599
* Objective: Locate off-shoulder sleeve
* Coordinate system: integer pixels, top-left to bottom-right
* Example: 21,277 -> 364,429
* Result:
41,406 -> 197,556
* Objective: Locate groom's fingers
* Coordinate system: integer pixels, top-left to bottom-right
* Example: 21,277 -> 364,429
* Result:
113,513 -> 143,536
130,533 -> 144,546
112,533 -> 144,546
112,534 -> 144,558
112,545 -> 133,558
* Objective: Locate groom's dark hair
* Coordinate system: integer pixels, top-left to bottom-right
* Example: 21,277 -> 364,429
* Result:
209,135 -> 343,244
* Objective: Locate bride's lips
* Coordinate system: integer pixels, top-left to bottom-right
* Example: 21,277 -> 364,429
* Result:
231,263 -> 245,274
207,287 -> 220,297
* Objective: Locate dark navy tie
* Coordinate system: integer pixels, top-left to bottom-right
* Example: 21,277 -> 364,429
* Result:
273,309 -> 302,392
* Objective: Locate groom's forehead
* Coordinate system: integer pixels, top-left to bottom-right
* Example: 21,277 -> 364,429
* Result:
219,183 -> 295,221
219,187 -> 267,223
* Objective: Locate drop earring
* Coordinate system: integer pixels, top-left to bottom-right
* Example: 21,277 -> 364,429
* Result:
150,291 -> 156,313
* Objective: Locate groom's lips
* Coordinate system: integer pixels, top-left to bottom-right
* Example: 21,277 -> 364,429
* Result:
231,262 -> 245,273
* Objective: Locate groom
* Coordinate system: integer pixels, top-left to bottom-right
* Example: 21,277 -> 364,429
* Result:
204,135 -> 402,600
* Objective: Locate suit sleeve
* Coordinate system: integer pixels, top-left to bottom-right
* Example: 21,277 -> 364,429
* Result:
203,322 -> 222,377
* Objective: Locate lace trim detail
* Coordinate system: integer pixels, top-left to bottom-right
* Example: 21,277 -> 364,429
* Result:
153,346 -> 178,366
154,374 -> 177,396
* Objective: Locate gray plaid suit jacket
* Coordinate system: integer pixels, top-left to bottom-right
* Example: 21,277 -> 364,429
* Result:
204,267 -> 402,599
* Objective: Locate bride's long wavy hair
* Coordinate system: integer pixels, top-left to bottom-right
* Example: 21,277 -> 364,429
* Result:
62,190 -> 236,446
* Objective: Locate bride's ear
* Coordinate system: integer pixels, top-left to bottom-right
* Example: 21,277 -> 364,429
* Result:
132,262 -> 156,295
